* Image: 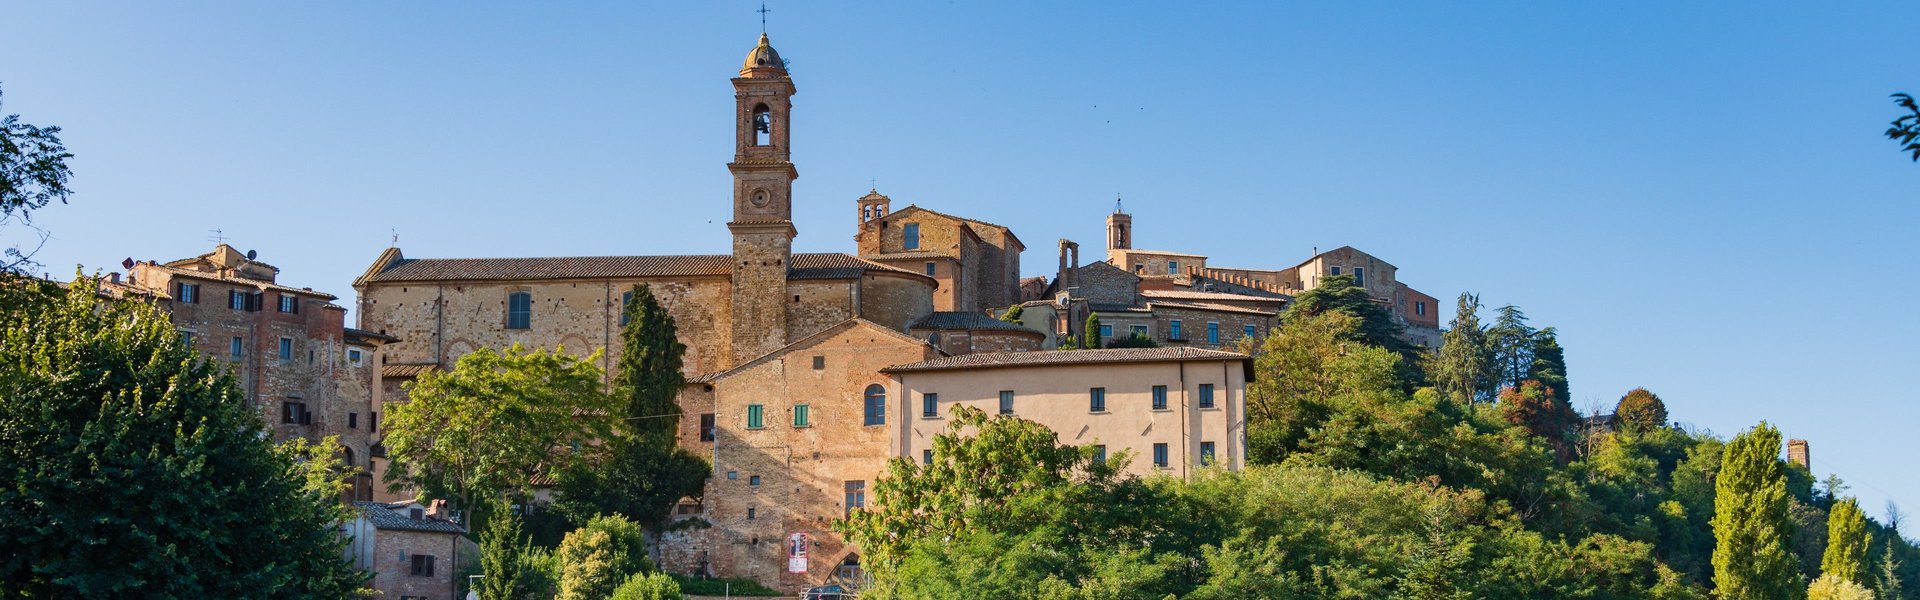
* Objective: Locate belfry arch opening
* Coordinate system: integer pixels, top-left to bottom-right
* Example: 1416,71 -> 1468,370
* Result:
751,103 -> 772,146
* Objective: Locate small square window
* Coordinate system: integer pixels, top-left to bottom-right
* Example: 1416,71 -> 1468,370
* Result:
1131,324 -> 1148,337
727,471 -> 738,480
749,475 -> 761,486
924,262 -> 936,276
922,449 -> 934,465
812,356 -> 825,370
1244,324 -> 1257,338
347,348 -> 363,365
278,295 -> 297,313
1099,324 -> 1112,338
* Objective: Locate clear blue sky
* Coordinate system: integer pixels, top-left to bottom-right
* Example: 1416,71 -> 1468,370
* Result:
7,2 -> 1915,532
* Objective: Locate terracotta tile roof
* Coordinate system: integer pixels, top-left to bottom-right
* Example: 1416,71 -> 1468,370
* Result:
1147,299 -> 1278,316
381,363 -> 438,378
1141,289 -> 1288,303
351,501 -> 467,534
910,311 -> 1044,335
142,263 -> 339,300
863,251 -> 956,261
1116,248 -> 1210,258
361,252 -> 925,284
884,347 -> 1249,373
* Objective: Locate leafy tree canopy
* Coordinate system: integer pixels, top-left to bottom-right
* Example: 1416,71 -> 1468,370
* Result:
1616,387 -> 1671,432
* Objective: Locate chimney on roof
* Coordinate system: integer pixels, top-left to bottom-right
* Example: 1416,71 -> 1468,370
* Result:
426,498 -> 449,521
107,273 -> 120,284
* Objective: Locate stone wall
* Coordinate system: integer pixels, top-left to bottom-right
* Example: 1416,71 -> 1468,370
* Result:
1152,305 -> 1275,350
857,274 -> 935,332
1070,262 -> 1141,307
370,528 -> 465,600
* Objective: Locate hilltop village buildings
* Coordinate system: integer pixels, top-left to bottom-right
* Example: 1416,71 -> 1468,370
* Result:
92,33 -> 1444,596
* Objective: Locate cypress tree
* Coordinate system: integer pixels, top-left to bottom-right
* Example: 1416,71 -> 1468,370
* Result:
616,283 -> 686,437
1434,293 -> 1493,407
1822,497 -> 1871,586
1084,313 -> 1103,349
1527,327 -> 1569,403
1712,422 -> 1805,599
0,276 -> 361,598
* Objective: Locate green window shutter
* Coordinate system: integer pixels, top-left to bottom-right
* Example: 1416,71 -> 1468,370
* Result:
747,404 -> 764,429
793,404 -> 810,427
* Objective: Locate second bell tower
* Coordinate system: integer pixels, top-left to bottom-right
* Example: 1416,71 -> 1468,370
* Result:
727,32 -> 799,367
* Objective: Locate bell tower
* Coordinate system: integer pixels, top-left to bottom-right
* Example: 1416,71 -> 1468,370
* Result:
1106,197 -> 1132,252
728,33 -> 799,366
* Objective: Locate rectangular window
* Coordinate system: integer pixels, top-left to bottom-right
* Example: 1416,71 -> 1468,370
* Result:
409,554 -> 435,577
923,449 -> 934,465
1168,260 -> 1179,275
349,413 -> 358,429
746,404 -> 764,429
370,412 -> 378,433
1416,301 -> 1427,316
844,480 -> 866,516
347,348 -> 363,365
864,387 -> 886,426
700,413 -> 716,441
1244,324 -> 1257,338
506,292 -> 532,330
812,355 -> 825,369
793,404 -> 810,428
278,295 -> 297,313
230,336 -> 244,358
1099,324 -> 1112,338
903,223 -> 920,250
924,262 -> 936,276
278,337 -> 293,361
1130,324 -> 1148,337
1201,441 -> 1216,465
176,282 -> 199,304
999,390 -> 1014,415
1330,266 -> 1341,276
281,402 -> 299,424
1093,445 -> 1107,465
620,291 -> 633,325
749,475 -> 761,486
1353,267 -> 1365,286
229,290 -> 247,310
1169,320 -> 1183,340
1153,443 -> 1169,468
180,330 -> 195,347
1152,385 -> 1168,410
747,507 -> 756,520
1089,387 -> 1106,412
922,392 -> 938,418
1199,383 -> 1216,409
1207,322 -> 1220,344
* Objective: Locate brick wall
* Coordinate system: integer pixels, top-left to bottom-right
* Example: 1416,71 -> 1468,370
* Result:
370,528 -> 463,600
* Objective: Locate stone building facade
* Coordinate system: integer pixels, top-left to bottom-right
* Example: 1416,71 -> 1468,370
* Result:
887,347 -> 1251,479
855,199 -> 1024,314
342,500 -> 472,600
104,244 -> 388,500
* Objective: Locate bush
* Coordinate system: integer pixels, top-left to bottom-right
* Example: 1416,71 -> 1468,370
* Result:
611,572 -> 683,600
670,575 -> 783,596
557,515 -> 653,600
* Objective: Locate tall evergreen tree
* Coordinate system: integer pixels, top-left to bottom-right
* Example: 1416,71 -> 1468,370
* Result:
0,276 -> 362,598
1526,327 -> 1569,403
1434,293 -> 1494,407
1084,313 -> 1103,349
1284,274 -> 1411,355
1823,497 -> 1872,586
1487,305 -> 1536,390
477,506 -> 537,600
1712,422 -> 1805,599
616,283 -> 686,439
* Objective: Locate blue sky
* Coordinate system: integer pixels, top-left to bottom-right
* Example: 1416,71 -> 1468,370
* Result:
6,2 -> 1915,531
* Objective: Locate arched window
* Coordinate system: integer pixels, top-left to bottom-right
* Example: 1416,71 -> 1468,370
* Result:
506,292 -> 532,329
751,103 -> 771,146
862,384 -> 886,426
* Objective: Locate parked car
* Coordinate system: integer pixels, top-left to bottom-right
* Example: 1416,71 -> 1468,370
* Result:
801,583 -> 852,599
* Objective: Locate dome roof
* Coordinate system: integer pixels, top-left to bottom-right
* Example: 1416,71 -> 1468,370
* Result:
740,33 -> 786,76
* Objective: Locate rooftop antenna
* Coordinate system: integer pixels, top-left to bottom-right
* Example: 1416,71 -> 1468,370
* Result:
207,229 -> 228,245
757,1 -> 771,33
391,228 -> 400,247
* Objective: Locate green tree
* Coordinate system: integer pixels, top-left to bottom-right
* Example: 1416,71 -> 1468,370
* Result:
1083,312 -> 1103,349
1000,304 -> 1024,323
1433,293 -> 1495,407
1107,332 -> 1158,348
1825,497 -> 1873,585
1808,574 -> 1876,600
0,276 -> 361,598
383,343 -> 620,514
1616,388 -> 1670,432
557,515 -> 654,600
1890,92 -> 1920,162
1487,305 -> 1536,390
1499,380 -> 1575,458
1284,274 -> 1413,355
611,571 -> 684,600
1245,311 -> 1405,463
478,506 -> 540,600
1527,327 -> 1569,403
1,85 -> 76,272
557,284 -> 710,528
1713,422 -> 1806,599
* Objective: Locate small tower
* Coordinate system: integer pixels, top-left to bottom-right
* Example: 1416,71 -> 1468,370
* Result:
728,32 -> 799,367
1106,197 -> 1132,252
857,188 -> 890,226
1787,439 -> 1810,470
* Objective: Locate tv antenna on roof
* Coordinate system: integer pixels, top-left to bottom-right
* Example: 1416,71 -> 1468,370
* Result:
207,229 -> 228,245
757,1 -> 771,32
391,228 -> 400,246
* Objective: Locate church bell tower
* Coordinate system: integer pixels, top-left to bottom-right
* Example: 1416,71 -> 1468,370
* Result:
728,33 -> 799,366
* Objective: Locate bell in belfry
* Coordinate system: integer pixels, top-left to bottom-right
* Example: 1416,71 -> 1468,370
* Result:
753,111 -> 771,133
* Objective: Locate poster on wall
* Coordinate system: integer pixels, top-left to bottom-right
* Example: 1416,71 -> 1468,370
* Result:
787,532 -> 809,573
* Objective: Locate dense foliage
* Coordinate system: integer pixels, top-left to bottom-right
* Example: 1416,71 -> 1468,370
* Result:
1617,387 -> 1671,432
0,277 -> 361,598
0,84 -> 76,272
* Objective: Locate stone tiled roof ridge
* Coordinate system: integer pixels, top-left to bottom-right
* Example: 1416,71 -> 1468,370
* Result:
361,252 -> 926,284
1141,289 -> 1288,303
351,501 -> 467,534
911,311 -> 1046,334
884,346 -> 1249,373
691,317 -> 943,384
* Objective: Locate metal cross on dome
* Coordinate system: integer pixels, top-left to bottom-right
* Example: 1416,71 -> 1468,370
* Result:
757,2 -> 771,32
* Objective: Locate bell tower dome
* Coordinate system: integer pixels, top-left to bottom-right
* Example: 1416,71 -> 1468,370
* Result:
727,32 -> 799,366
